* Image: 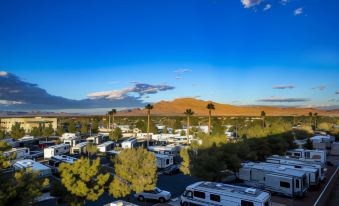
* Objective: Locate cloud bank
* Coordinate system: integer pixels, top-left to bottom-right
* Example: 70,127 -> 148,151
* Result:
258,97 -> 310,102
0,72 -> 174,110
272,85 -> 295,89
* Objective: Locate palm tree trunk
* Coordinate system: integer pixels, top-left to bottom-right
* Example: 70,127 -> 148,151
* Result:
147,110 -> 150,148
208,110 -> 211,134
108,115 -> 111,130
187,115 -> 190,144
112,114 -> 115,129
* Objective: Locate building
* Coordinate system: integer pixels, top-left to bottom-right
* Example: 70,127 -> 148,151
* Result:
0,117 -> 57,133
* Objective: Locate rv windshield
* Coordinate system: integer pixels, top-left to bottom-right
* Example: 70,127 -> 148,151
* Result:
155,188 -> 162,193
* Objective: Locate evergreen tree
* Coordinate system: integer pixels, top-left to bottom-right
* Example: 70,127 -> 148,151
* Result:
109,148 -> 157,199
30,126 -> 42,137
68,121 -> 77,133
10,122 -> 25,139
109,127 -> 122,142
180,148 -> 190,175
59,158 -> 110,203
42,124 -> 54,137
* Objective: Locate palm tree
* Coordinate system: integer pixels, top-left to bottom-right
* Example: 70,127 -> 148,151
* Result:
184,109 -> 194,144
308,112 -> 313,126
109,109 -> 117,129
314,112 -> 318,129
107,111 -> 111,130
145,104 -> 153,147
206,102 -> 215,134
260,111 -> 266,128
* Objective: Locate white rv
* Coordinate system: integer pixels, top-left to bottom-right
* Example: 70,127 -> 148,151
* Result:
13,159 -> 51,177
155,154 -> 173,169
285,149 -> 327,164
121,138 -> 137,149
3,147 -> 30,160
97,141 -> 115,153
266,156 -> 326,181
239,162 -> 308,197
70,142 -> 87,154
48,155 -> 78,172
63,136 -> 81,147
60,133 -> 77,141
148,145 -> 181,156
44,144 -> 70,159
257,162 -> 320,186
180,181 -> 271,206
86,135 -> 105,145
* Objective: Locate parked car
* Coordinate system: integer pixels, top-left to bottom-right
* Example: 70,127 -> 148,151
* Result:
163,164 -> 180,175
134,187 -> 171,203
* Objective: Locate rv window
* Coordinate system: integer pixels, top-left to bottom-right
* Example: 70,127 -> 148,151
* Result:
305,152 -> 310,158
294,153 -> 301,157
241,200 -> 254,206
56,149 -> 59,153
296,179 -> 300,188
280,181 -> 290,188
193,191 -> 205,199
286,152 -> 292,156
184,190 -> 193,198
166,159 -> 169,165
210,194 -> 220,202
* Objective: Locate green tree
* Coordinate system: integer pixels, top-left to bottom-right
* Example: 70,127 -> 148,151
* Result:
180,130 -> 186,136
0,130 -> 6,139
86,143 -> 98,158
206,103 -> 215,134
30,126 -> 42,137
109,127 -> 122,142
0,142 -> 12,152
180,148 -> 190,175
304,138 -> 313,150
0,170 -> 49,206
68,121 -> 77,133
308,112 -> 313,126
42,124 -> 54,137
145,104 -> 154,147
184,109 -> 194,143
80,123 -> 88,135
10,122 -> 25,139
59,158 -> 110,203
109,148 -> 157,199
56,125 -> 65,136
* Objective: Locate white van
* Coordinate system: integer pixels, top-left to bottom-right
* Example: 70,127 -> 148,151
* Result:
181,181 -> 271,206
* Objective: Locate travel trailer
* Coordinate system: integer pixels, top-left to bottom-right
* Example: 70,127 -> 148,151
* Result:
13,159 -> 51,177
63,136 -> 81,147
43,144 -> 70,159
148,145 -> 181,156
60,133 -> 77,141
86,135 -> 106,145
285,149 -> 327,164
155,154 -> 173,169
257,162 -> 320,186
97,141 -> 115,153
239,162 -> 308,197
266,156 -> 326,181
17,135 -> 37,147
3,147 -> 30,160
121,138 -> 137,149
70,142 -> 87,155
330,142 -> 339,155
180,181 -> 271,206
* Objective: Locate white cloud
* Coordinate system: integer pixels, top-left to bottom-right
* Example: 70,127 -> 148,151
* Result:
174,69 -> 192,74
241,0 -> 263,8
312,85 -> 326,91
294,8 -> 303,16
0,71 -> 8,76
0,100 -> 24,105
272,84 -> 295,89
263,4 -> 272,11
280,0 -> 289,6
88,83 -> 175,100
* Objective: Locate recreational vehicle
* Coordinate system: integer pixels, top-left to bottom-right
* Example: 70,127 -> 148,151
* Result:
266,156 -> 326,181
148,145 -> 181,156
180,181 -> 271,206
86,135 -> 106,145
121,138 -> 137,149
285,149 -> 327,164
239,162 -> 308,197
63,136 -> 81,147
43,144 -> 70,159
97,141 -> 115,153
3,147 -> 30,160
48,155 -> 78,172
155,154 -> 173,169
60,133 -> 77,141
13,159 -> 51,177
257,162 -> 320,186
70,142 -> 87,155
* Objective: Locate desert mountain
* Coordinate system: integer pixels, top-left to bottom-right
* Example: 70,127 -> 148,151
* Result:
118,98 -> 339,116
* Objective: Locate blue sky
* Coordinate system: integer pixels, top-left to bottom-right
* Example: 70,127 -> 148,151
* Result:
0,0 -> 338,112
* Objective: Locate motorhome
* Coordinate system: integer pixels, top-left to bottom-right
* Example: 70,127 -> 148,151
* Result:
285,149 -> 327,164
239,162 -> 308,197
148,145 -> 181,156
257,162 -> 320,186
155,154 -> 173,169
70,142 -> 87,155
43,144 -> 70,159
266,156 -> 326,181
13,159 -> 51,177
48,155 -> 78,172
121,138 -> 137,149
63,136 -> 81,147
97,141 -> 115,153
60,133 -> 77,141
3,147 -> 30,160
180,181 -> 271,206
17,135 -> 37,147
